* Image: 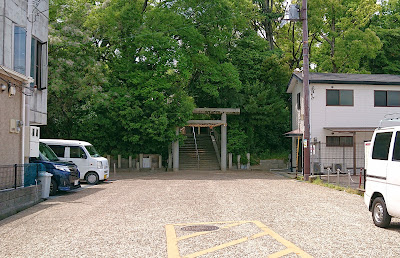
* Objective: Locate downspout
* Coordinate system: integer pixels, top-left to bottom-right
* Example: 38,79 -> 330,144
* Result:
21,84 -> 25,166
2,0 -> 6,65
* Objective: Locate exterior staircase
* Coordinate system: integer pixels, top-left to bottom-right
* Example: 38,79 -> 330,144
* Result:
179,133 -> 220,170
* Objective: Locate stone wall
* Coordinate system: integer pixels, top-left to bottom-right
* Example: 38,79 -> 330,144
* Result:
0,185 -> 42,221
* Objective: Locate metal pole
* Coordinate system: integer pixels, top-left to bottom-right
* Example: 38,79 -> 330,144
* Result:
296,136 -> 300,179
302,0 -> 310,181
327,167 -> 330,184
337,163 -> 340,186
14,164 -> 18,189
353,132 -> 357,175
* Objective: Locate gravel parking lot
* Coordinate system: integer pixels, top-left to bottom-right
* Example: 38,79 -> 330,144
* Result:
1,170 -> 399,257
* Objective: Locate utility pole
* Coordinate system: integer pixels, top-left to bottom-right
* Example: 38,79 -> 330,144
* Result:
301,0 -> 310,181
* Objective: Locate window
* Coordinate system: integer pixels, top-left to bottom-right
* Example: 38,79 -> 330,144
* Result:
30,38 -> 46,90
372,132 -> 392,160
85,145 -> 101,157
297,93 -> 301,110
393,132 -> 400,161
375,91 -> 400,107
49,145 -> 65,157
326,89 -> 353,106
14,26 -> 26,74
70,146 -> 86,159
326,136 -> 353,147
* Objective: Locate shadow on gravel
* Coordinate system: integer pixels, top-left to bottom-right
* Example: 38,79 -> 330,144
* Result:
108,169 -> 292,182
387,222 -> 400,232
0,187 -> 106,226
46,187 -> 106,203
0,203 -> 55,228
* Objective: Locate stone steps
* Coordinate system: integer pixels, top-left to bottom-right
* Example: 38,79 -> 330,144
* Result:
180,134 -> 220,170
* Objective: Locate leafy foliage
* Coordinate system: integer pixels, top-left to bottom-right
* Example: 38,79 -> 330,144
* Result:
45,0 -> 400,159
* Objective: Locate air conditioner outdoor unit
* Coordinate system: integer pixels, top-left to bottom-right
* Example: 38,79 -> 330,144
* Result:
313,162 -> 321,174
334,163 -> 343,173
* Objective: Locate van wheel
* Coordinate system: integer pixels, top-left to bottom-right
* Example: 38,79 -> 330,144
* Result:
372,197 -> 391,228
50,179 -> 57,196
85,172 -> 99,185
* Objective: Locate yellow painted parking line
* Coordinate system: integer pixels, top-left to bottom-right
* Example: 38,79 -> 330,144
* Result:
165,224 -> 180,258
252,221 -> 313,258
165,221 -> 312,258
268,248 -> 293,258
185,236 -> 249,258
177,222 -> 243,241
171,220 -> 253,226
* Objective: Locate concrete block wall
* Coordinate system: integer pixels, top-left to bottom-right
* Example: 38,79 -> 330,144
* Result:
0,185 -> 42,221
259,159 -> 287,171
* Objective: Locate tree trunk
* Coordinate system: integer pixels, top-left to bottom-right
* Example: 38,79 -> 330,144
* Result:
331,16 -> 337,73
142,0 -> 148,13
264,0 -> 274,50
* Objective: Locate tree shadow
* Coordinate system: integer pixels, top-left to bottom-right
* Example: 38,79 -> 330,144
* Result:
109,169 -> 294,182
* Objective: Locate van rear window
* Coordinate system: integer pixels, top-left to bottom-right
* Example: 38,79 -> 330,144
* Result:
372,132 -> 392,160
49,145 -> 65,157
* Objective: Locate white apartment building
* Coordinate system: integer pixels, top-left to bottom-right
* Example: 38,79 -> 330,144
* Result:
287,72 -> 400,174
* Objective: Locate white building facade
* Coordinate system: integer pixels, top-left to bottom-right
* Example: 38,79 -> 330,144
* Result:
0,0 -> 48,165
287,72 -> 400,174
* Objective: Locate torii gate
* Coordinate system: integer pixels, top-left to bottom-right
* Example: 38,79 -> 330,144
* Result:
172,108 -> 240,171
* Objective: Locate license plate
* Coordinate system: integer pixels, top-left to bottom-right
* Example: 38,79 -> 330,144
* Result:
104,174 -> 107,179
74,180 -> 79,186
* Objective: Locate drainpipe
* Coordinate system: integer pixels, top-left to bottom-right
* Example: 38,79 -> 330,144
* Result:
21,85 -> 25,166
2,0 -> 6,65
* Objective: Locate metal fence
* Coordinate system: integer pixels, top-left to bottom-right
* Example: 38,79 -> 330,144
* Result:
0,163 -> 45,191
310,142 -> 366,189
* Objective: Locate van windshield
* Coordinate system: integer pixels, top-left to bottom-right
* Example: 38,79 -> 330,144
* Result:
85,145 -> 101,157
39,143 -> 60,161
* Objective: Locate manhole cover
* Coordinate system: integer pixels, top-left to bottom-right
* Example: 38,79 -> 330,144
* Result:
181,225 -> 219,232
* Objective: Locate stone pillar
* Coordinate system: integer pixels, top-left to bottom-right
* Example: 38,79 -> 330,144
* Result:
221,113 -> 227,171
136,161 -> 140,171
139,154 -> 143,169
159,155 -> 162,168
107,155 -> 111,167
228,153 -> 233,170
129,156 -> 132,168
247,153 -> 251,170
173,127 -> 180,172
149,156 -> 153,170
118,155 -> 122,168
237,155 -> 241,169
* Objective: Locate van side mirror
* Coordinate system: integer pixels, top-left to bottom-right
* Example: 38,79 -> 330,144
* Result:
81,153 -> 87,159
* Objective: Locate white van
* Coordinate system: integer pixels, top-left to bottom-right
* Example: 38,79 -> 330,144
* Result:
40,139 -> 109,185
364,126 -> 400,227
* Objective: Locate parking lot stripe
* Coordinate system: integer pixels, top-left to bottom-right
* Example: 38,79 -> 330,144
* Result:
165,224 -> 180,258
166,221 -> 312,258
172,220 -> 252,226
253,221 -> 312,258
177,222 -> 244,241
268,248 -> 293,258
184,236 -> 250,258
